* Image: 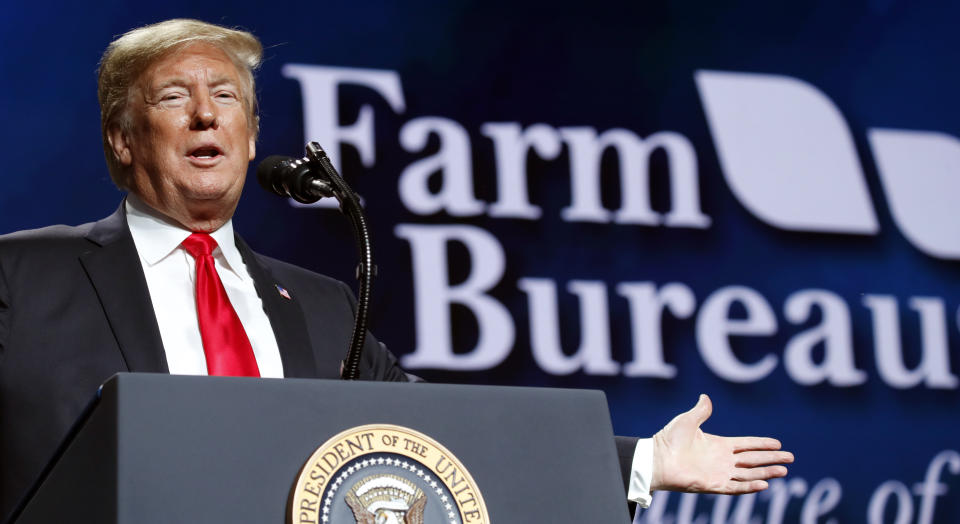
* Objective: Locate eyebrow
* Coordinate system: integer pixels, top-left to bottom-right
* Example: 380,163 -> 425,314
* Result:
151,76 -> 240,92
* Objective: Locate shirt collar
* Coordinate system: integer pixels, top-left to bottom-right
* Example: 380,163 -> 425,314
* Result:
125,194 -> 248,281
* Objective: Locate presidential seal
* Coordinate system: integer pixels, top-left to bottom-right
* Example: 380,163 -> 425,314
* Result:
291,424 -> 489,524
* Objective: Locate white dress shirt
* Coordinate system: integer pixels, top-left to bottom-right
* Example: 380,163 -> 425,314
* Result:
125,195 -> 284,378
629,438 -> 654,507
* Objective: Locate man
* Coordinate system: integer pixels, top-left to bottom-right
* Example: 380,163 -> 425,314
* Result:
0,19 -> 792,520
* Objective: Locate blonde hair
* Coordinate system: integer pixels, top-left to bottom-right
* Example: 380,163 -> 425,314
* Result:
97,19 -> 262,189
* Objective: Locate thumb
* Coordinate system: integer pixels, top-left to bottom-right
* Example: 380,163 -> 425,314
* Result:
687,393 -> 713,426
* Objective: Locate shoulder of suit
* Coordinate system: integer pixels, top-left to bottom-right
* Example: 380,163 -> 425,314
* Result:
0,222 -> 97,254
250,251 -> 350,290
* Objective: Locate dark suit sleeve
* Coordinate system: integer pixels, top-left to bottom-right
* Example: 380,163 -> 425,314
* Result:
616,435 -> 641,517
0,252 -> 8,359
615,435 -> 639,493
0,249 -> 8,493
362,340 -> 422,382
335,280 -> 417,382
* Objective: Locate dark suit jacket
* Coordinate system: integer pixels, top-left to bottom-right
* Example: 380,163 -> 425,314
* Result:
0,204 -> 640,519
0,205 -> 411,518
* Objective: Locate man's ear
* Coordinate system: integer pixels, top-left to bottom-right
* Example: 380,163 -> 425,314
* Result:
107,124 -> 133,166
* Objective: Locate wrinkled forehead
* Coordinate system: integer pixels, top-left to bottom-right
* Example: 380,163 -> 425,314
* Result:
136,42 -> 245,92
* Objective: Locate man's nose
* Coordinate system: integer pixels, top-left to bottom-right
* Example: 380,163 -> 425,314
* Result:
190,93 -> 219,130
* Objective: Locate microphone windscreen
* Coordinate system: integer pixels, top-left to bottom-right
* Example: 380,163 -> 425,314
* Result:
256,155 -> 294,196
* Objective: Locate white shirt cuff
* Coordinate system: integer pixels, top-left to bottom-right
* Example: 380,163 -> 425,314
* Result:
627,438 -> 654,508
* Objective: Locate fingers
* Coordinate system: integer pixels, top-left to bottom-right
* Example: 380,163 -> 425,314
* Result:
731,437 -> 783,452
689,393 -> 713,426
735,450 -> 795,467
732,465 -> 789,482
723,479 -> 770,494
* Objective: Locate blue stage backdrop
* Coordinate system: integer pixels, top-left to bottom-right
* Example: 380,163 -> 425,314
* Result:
2,2 -> 958,522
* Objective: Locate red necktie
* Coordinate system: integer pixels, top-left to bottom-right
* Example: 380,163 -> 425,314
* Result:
181,233 -> 260,377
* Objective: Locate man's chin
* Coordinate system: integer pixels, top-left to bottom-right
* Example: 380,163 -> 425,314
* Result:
181,179 -> 244,205
162,188 -> 239,229
183,192 -> 241,216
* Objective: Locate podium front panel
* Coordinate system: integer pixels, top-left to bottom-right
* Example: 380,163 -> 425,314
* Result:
16,374 -> 631,523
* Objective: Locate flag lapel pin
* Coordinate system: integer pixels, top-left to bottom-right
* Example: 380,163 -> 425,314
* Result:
275,284 -> 292,300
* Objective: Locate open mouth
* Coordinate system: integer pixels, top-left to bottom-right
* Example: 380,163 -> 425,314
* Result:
189,146 -> 222,159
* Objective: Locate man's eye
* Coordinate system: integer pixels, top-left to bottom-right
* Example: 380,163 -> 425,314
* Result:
215,91 -> 238,100
161,93 -> 184,102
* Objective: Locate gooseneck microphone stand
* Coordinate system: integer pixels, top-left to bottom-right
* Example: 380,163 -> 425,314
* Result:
258,142 -> 375,380
303,142 -> 375,381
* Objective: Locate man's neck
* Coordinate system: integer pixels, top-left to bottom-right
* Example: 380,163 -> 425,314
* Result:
126,193 -> 233,232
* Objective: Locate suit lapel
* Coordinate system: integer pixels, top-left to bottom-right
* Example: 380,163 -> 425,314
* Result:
235,235 -> 319,378
79,204 -> 169,373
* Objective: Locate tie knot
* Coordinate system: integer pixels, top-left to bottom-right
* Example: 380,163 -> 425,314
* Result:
182,232 -> 219,258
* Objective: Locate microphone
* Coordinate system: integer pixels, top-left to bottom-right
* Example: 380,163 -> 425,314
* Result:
256,142 -> 375,381
256,155 -> 335,204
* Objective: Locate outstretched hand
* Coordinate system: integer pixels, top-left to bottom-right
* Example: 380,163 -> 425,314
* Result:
651,394 -> 794,494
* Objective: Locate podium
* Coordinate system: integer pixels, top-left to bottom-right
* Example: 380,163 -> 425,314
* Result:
11,374 -> 630,523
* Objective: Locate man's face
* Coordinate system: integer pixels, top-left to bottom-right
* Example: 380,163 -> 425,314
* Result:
110,43 -> 256,231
